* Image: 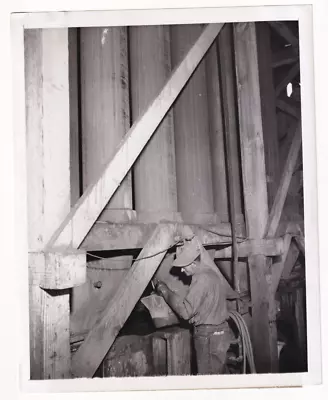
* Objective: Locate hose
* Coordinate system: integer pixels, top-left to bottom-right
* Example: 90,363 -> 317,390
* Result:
228,311 -> 256,374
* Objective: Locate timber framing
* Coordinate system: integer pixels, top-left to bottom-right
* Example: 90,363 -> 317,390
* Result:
22,20 -> 306,380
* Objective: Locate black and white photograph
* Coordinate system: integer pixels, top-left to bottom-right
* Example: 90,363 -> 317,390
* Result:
7,2 -> 325,395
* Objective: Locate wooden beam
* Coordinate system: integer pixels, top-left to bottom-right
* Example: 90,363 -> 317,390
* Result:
275,63 -> 300,97
281,240 -> 300,280
234,22 -> 278,373
294,224 -> 305,255
276,97 -> 301,119
71,224 -> 176,378
214,238 -> 284,259
80,221 -> 245,251
268,22 -> 299,48
46,24 -> 224,251
272,46 -> 299,68
256,22 -> 280,209
25,29 -> 72,379
265,121 -> 302,238
271,233 -> 292,294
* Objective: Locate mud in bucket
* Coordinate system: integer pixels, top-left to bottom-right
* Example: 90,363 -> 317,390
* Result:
141,294 -> 179,328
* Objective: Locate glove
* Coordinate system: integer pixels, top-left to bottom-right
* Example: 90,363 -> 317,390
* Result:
156,281 -> 169,297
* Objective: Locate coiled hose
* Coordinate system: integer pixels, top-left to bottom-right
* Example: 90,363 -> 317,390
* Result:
228,311 -> 256,374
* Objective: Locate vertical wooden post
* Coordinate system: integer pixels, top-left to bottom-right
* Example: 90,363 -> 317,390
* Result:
234,22 -> 278,373
25,29 -> 71,379
256,22 -> 280,209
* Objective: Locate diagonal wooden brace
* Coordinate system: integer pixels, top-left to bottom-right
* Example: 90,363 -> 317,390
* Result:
71,223 -> 177,378
45,23 -> 225,251
29,250 -> 87,290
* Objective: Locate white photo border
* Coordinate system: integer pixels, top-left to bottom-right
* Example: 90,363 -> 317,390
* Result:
11,3 -> 321,394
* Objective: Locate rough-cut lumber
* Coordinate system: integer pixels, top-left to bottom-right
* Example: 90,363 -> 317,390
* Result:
152,337 -> 167,376
272,46 -> 299,68
281,240 -> 300,280
271,233 -> 293,294
294,224 -> 305,255
71,224 -> 176,378
234,22 -> 278,373
166,329 -> 191,375
29,251 -> 86,290
25,29 -> 73,379
256,22 -> 280,209
214,238 -> 284,259
80,221 -> 246,251
275,63 -> 300,97
265,121 -> 302,238
46,23 -> 224,251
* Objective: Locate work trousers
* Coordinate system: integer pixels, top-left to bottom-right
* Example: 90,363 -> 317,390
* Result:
193,322 -> 231,375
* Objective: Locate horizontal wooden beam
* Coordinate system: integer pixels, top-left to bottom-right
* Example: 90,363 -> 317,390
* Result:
265,121 -> 302,238
272,46 -> 299,69
71,223 -> 177,378
80,221 -> 246,251
214,238 -> 284,259
45,23 -> 224,251
29,250 -> 86,290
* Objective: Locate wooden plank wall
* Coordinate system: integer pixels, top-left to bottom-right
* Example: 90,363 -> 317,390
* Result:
25,29 -> 72,379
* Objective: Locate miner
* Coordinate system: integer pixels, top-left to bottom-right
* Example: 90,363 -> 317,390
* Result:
156,241 -> 232,375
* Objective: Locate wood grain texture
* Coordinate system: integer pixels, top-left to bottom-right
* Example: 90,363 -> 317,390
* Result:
71,223 -> 177,378
29,251 -> 86,290
265,122 -> 302,238
214,238 -> 284,259
25,29 -> 71,379
46,24 -> 224,250
81,221 -> 246,251
234,22 -> 278,373
256,22 -> 280,209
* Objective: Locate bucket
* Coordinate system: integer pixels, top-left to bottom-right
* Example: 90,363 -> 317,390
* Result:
141,294 -> 179,328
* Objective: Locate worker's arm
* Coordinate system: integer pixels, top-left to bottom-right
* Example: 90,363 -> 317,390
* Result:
156,281 -> 202,321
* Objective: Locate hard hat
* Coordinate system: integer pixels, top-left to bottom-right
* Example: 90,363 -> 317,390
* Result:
172,242 -> 201,267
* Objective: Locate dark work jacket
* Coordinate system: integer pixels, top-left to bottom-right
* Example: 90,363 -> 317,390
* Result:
168,264 -> 228,327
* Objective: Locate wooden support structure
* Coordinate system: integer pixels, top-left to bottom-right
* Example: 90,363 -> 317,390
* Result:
272,46 -> 299,69
214,238 -> 284,259
81,221 -> 245,251
265,121 -> 302,238
71,224 -> 176,378
25,29 -> 79,379
257,22 -> 280,209
46,24 -> 224,251
276,97 -> 301,119
234,22 -> 278,373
